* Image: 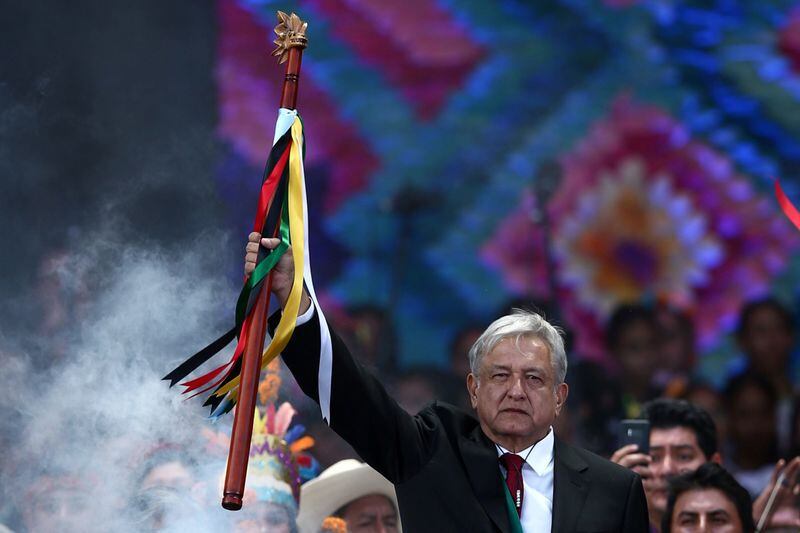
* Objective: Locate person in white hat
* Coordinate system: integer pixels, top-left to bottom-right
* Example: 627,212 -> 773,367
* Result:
297,460 -> 400,533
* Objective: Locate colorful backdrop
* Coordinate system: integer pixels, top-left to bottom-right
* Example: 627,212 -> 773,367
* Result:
215,0 -> 800,380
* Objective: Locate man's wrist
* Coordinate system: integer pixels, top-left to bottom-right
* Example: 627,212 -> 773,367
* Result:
298,291 -> 311,315
278,290 -> 311,314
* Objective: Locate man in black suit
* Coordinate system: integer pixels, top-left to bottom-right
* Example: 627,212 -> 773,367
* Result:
246,233 -> 649,532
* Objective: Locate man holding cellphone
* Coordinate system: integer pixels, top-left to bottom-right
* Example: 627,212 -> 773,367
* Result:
612,399 -> 799,532
612,400 -> 721,531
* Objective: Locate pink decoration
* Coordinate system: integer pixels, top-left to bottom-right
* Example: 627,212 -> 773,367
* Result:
304,0 -> 484,119
480,189 -> 551,297
486,96 -> 798,362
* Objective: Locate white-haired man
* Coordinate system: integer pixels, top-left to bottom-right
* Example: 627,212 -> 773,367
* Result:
246,233 -> 648,533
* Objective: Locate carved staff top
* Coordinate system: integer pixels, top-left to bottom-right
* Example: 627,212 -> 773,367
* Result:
273,11 -> 308,110
272,11 -> 308,62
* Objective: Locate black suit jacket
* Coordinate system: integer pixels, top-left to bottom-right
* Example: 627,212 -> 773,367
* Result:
275,312 -> 649,532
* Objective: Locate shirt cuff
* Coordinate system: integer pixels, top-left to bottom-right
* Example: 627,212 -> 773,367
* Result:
295,299 -> 316,326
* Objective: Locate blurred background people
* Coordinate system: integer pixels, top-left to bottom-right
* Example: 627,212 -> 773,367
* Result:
654,305 -> 697,395
734,298 -> 798,455
723,373 -> 780,497
568,356 -> 622,455
736,298 -> 796,400
389,367 -> 441,415
682,382 -> 727,450
605,303 -> 662,416
448,323 -> 485,410
22,474 -> 96,533
305,420 -> 360,470
390,366 -> 463,415
133,443 -> 200,531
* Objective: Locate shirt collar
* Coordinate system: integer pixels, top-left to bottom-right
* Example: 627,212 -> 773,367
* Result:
495,427 -> 555,476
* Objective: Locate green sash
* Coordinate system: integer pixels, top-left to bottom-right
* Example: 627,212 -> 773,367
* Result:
502,482 -> 525,533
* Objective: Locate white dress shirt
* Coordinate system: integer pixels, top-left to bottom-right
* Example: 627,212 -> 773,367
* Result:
496,427 -> 555,533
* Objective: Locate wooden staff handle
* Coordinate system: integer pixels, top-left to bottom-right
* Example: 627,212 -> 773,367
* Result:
280,47 -> 304,110
221,289 -> 269,511
221,11 -> 308,511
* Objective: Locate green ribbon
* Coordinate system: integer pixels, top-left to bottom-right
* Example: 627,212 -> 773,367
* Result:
503,480 -> 525,533
234,186 -> 291,328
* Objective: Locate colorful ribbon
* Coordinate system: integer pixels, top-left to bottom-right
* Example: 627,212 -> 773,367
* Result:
164,110 -> 327,417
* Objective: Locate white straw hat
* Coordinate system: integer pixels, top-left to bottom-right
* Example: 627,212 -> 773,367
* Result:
297,459 -> 401,533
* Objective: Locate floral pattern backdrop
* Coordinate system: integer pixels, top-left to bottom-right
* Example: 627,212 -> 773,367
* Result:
215,0 -> 800,380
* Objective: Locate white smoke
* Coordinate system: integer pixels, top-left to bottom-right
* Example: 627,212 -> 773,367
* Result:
0,229 -> 256,532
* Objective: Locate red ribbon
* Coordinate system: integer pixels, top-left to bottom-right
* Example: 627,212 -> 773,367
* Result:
775,178 -> 800,231
253,145 -> 291,231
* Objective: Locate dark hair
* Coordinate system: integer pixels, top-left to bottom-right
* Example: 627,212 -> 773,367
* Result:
448,323 -> 486,360
662,462 -> 754,533
656,303 -> 695,339
736,297 -> 795,338
723,372 -> 778,412
605,303 -> 657,350
656,304 -> 696,354
722,372 -> 780,465
642,399 -> 718,458
135,443 -> 198,487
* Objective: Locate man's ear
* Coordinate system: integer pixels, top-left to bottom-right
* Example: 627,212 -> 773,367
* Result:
710,452 -> 722,465
467,373 -> 478,409
554,383 -> 569,416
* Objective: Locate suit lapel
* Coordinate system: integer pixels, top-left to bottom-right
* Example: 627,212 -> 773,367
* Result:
551,438 -> 589,533
458,426 -> 510,532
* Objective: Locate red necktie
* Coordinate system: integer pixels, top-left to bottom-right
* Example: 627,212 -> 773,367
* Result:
500,453 -> 525,517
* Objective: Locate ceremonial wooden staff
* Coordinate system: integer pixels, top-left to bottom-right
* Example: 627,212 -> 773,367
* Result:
221,11 -> 308,511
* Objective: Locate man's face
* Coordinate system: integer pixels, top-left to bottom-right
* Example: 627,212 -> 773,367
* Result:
647,427 -> 710,515
670,488 -> 743,533
340,494 -> 398,533
614,319 -> 659,387
140,460 -> 194,491
234,501 -> 293,533
728,384 -> 775,457
467,336 -> 567,448
656,310 -> 694,374
26,487 -> 93,533
740,307 -> 793,376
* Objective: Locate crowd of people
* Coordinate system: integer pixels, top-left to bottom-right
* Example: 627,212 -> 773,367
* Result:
3,237 -> 800,532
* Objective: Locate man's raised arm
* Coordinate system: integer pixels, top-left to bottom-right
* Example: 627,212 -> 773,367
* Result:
246,232 -> 437,483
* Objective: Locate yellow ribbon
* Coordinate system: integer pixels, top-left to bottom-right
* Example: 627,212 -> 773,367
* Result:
215,118 -> 307,402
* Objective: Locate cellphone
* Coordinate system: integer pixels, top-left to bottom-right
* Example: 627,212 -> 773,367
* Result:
619,419 -> 650,454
